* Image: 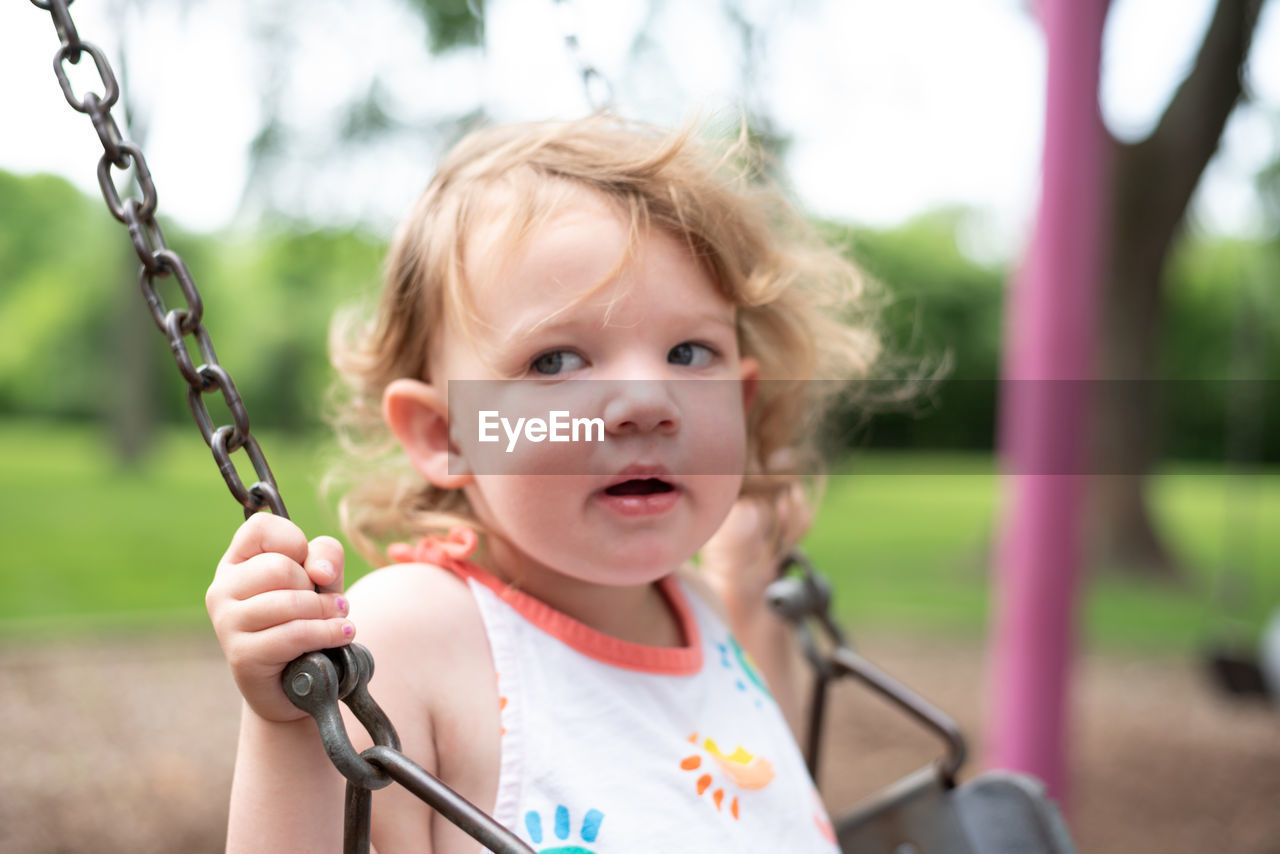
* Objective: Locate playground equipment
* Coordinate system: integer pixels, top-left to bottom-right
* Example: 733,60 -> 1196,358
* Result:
25,1 -> 1079,851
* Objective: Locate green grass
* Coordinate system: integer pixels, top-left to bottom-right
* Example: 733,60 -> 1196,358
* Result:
0,418 -> 349,635
2,419 -> 1278,653
804,455 -> 1000,637
805,452 -> 1280,652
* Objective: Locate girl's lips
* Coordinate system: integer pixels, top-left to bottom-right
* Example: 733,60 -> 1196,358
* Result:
597,464 -> 680,516
603,477 -> 675,497
602,464 -> 672,489
595,483 -> 681,517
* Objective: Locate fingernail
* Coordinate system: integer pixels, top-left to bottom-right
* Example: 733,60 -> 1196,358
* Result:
314,559 -> 333,579
342,623 -> 354,637
335,596 -> 348,613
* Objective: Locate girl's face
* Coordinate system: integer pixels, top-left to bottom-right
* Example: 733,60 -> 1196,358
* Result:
429,190 -> 756,591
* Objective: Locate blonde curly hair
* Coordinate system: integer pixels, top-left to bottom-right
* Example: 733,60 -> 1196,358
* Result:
327,116 -> 881,567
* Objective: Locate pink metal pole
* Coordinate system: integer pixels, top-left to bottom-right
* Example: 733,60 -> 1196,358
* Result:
984,0 -> 1110,802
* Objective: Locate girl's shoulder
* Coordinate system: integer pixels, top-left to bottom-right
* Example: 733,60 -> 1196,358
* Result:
349,558 -> 475,610
341,561 -> 504,837
346,560 -> 491,659
344,560 -> 497,722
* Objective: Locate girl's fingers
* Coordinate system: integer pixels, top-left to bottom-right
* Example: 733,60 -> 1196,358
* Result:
777,482 -> 813,547
223,551 -> 313,600
222,512 -> 309,567
305,535 -> 346,594
229,617 -> 355,671
228,588 -> 350,634
702,497 -> 770,567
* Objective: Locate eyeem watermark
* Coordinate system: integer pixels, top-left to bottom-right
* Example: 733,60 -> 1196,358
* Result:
448,379 -> 1280,473
478,410 -> 605,453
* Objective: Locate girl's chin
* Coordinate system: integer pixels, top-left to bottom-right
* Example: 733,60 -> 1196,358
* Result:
555,549 -> 690,587
496,525 -> 710,585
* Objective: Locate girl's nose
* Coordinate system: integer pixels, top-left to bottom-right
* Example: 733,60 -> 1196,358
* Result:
602,380 -> 680,435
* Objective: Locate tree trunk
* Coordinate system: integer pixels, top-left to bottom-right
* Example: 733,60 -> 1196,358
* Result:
1086,0 -> 1265,579
107,241 -> 158,466
105,5 -> 159,467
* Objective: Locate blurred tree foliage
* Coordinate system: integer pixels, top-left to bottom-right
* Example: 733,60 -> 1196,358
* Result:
402,0 -> 483,54
2,168 -> 1274,464
0,169 -> 383,433
826,210 -> 1006,452
0,171 -> 120,419
1160,235 -> 1280,461
838,211 -> 1278,463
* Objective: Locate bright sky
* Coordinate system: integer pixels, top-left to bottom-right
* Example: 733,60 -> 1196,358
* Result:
3,0 -> 1279,258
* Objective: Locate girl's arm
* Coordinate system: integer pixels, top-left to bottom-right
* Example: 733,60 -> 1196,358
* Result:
206,514 -> 357,852
209,517 -> 482,852
699,487 -> 810,735
226,708 -> 347,851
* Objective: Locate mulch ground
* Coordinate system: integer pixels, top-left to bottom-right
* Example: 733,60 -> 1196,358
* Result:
2,632 -> 1277,853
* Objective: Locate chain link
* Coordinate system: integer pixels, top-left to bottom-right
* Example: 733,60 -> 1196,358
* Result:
98,142 -> 158,222
31,0 -> 286,520
55,40 -> 117,112
550,0 -> 614,112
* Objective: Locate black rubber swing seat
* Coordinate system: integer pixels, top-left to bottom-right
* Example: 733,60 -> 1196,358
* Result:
835,767 -> 1077,854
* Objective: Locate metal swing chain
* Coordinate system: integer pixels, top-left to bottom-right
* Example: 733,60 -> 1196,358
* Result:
30,0 -> 285,520
768,551 -> 968,788
28,4 -> 532,852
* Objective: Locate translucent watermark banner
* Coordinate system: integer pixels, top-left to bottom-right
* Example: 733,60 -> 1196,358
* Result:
445,379 -> 1278,475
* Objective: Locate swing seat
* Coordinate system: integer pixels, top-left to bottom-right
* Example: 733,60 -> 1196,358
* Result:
835,766 -> 1076,854
768,556 -> 1077,854
1205,645 -> 1271,698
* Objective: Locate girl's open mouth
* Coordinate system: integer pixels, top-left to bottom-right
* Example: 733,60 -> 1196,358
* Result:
598,476 -> 680,517
604,478 -> 675,496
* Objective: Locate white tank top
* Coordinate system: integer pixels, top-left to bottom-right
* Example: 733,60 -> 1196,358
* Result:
432,550 -> 840,853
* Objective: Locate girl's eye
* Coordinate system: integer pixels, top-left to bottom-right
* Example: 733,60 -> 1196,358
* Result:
530,350 -> 585,376
668,342 -> 716,368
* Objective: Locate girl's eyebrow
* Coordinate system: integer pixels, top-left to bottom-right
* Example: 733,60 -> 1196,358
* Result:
505,305 -> 736,342
505,313 -> 584,342
685,309 -> 738,329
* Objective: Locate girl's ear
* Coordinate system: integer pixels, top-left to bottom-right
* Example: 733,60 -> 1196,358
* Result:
383,378 -> 473,489
739,356 -> 759,412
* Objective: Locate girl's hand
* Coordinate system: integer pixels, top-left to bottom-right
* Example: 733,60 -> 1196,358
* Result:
700,481 -> 812,623
206,513 -> 354,723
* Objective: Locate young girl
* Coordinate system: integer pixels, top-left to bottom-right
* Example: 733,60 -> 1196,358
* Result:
205,116 -> 879,853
